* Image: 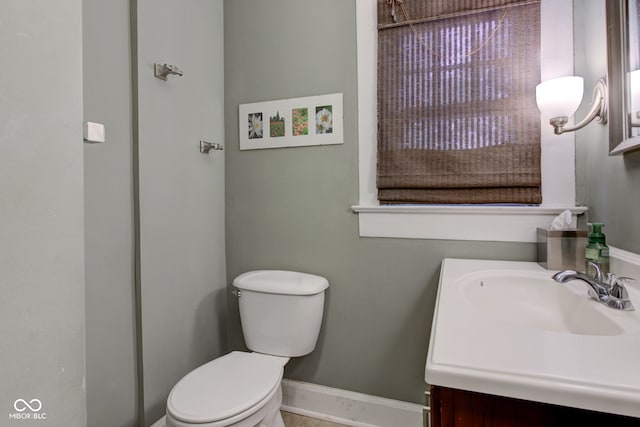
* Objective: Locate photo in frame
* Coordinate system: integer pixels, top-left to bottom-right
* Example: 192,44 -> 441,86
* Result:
238,93 -> 343,150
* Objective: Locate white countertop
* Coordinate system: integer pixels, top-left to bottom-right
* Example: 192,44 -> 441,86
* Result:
425,258 -> 640,419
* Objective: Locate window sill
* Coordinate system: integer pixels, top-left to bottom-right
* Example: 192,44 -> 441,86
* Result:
351,205 -> 588,242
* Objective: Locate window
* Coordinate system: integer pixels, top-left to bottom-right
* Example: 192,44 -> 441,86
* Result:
353,0 -> 586,242
377,1 -> 542,204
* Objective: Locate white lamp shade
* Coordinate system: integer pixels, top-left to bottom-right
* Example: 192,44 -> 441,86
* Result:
536,76 -> 584,118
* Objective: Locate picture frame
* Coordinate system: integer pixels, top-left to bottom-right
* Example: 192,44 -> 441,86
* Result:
238,93 -> 343,150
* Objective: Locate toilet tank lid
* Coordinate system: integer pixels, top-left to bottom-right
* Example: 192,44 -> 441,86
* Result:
233,270 -> 329,295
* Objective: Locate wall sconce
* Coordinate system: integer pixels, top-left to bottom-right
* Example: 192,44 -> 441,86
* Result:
536,76 -> 608,135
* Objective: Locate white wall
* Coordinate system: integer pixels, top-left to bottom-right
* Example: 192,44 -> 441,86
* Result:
0,0 -> 86,425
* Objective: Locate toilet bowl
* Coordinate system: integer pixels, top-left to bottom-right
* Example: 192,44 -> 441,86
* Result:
153,270 -> 329,427
163,352 -> 288,427
153,381 -> 282,427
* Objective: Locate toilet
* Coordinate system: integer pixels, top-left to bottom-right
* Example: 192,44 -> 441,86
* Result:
153,270 -> 329,427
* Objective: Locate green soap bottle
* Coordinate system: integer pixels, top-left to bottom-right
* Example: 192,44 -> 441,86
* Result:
585,222 -> 609,277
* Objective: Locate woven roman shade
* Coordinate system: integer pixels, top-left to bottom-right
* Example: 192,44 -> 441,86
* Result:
377,0 -> 542,204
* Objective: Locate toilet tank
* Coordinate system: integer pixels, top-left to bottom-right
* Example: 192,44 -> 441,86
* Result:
233,270 -> 329,357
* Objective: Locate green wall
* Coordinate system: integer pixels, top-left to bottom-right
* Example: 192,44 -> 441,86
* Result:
83,0 -> 138,425
574,0 -> 640,254
137,0 -> 227,423
1,0 -> 86,424
83,1 -> 228,425
224,0 -> 535,404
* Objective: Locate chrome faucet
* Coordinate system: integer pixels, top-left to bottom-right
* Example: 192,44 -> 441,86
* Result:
552,262 -> 635,311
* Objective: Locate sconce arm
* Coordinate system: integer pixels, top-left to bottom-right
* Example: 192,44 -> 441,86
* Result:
551,78 -> 608,135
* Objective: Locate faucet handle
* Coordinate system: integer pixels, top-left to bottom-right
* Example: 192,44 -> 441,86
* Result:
588,261 -> 604,282
611,276 -> 635,300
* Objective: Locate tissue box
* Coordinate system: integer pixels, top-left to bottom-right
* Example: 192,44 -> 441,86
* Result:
536,228 -> 587,270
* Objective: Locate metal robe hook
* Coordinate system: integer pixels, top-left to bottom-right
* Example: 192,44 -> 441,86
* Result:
154,63 -> 183,81
200,140 -> 223,154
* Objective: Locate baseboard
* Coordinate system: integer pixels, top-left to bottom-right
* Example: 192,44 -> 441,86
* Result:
280,379 -> 424,427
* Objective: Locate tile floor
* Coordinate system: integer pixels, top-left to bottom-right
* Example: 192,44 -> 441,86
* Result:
281,411 -> 349,427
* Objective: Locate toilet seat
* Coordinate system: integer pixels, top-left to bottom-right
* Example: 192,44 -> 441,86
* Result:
166,352 -> 286,425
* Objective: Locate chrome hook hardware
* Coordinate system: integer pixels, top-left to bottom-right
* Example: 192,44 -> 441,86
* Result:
200,140 -> 223,154
154,63 -> 183,81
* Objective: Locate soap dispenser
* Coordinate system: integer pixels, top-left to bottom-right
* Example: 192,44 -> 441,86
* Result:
585,222 -> 610,277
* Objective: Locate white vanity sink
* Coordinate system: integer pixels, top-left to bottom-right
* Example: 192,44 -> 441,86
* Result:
426,258 -> 640,418
458,269 -> 625,336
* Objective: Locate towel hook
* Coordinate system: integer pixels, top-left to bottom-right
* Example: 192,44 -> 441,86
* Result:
200,140 -> 223,154
154,63 -> 183,81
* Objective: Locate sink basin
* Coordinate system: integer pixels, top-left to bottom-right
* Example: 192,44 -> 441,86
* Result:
426,258 -> 640,420
458,270 -> 624,336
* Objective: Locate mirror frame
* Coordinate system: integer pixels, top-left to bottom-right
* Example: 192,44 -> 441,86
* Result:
606,0 -> 640,154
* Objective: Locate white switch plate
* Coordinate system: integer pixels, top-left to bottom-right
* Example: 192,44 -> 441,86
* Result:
83,121 -> 105,143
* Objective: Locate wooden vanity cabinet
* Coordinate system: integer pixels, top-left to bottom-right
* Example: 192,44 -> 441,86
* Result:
429,385 -> 640,427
